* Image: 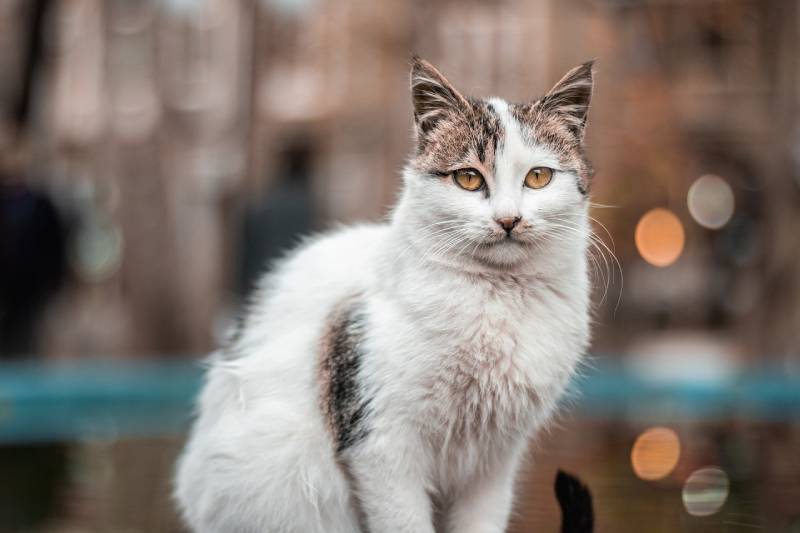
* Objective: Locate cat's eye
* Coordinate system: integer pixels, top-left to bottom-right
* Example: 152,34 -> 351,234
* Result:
524,167 -> 554,190
453,169 -> 485,191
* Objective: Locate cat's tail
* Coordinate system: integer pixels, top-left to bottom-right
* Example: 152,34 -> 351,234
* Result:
555,469 -> 594,533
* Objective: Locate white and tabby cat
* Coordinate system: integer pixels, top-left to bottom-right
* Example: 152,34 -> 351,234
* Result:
175,57 -> 595,533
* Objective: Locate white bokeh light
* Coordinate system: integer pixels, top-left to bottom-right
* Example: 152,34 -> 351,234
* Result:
682,467 -> 730,517
687,174 -> 735,230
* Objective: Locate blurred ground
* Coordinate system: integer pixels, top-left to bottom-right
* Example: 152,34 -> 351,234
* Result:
14,419 -> 798,533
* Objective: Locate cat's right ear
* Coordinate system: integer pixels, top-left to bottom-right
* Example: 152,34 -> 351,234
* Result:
410,57 -> 468,135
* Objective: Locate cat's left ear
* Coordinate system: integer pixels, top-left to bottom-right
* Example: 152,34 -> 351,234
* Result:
410,57 -> 469,135
539,60 -> 595,139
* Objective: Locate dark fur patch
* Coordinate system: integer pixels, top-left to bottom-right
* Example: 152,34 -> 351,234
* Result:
319,299 -> 372,454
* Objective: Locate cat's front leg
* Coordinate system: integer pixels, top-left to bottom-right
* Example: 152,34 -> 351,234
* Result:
345,434 -> 436,533
445,446 -> 525,533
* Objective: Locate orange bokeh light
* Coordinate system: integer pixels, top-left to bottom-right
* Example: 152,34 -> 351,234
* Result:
634,208 -> 685,267
631,427 -> 681,481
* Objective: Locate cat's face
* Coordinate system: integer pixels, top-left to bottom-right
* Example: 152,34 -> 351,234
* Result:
402,58 -> 594,270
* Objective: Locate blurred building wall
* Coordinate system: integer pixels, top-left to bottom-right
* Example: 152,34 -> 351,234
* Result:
0,0 -> 797,360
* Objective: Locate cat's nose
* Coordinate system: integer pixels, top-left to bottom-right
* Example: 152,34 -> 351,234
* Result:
496,216 -> 521,233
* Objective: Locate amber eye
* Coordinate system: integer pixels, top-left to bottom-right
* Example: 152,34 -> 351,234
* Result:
524,167 -> 554,189
453,169 -> 485,191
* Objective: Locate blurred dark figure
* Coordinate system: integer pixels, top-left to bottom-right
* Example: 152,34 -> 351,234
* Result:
556,470 -> 594,533
237,136 -> 318,300
0,170 -> 68,356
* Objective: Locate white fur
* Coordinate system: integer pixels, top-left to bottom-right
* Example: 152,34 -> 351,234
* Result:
174,99 -> 591,533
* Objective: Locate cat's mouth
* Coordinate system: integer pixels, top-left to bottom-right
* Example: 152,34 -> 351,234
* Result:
484,233 -> 526,246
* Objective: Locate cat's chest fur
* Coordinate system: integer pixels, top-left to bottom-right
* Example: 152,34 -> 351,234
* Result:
401,271 -> 585,448
369,247 -> 589,487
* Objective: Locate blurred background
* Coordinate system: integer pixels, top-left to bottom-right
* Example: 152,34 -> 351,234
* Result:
1,0 -> 799,531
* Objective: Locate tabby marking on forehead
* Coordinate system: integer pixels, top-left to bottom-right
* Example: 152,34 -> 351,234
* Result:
509,102 -> 593,194
412,99 -> 505,177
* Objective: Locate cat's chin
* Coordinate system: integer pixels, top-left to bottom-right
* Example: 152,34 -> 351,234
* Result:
471,239 -> 534,269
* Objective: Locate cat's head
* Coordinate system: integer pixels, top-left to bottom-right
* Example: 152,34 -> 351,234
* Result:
399,57 -> 594,272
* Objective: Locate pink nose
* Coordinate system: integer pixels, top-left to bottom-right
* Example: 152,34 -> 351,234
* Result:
496,217 -> 521,232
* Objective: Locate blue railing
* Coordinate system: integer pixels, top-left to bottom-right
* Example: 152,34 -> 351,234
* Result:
0,358 -> 798,443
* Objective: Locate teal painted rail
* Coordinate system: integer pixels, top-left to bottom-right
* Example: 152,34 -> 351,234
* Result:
0,359 -> 798,443
0,360 -> 204,443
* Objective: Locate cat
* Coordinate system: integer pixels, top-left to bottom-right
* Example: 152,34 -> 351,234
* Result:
174,56 -> 595,533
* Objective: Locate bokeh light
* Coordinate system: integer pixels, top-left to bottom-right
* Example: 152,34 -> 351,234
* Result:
682,467 -> 730,517
634,208 -> 685,267
70,217 -> 124,284
630,427 -> 681,480
687,174 -> 735,230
